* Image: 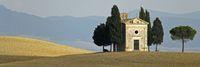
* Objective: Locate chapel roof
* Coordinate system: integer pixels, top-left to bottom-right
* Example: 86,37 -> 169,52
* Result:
122,18 -> 149,25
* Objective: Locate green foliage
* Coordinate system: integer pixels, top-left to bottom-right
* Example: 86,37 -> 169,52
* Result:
152,17 -> 164,45
106,5 -> 122,51
145,10 -> 153,47
152,17 -> 164,52
139,7 -> 145,20
170,26 -> 197,41
139,7 -> 153,51
111,5 -> 122,45
145,10 -> 150,22
92,23 -> 111,50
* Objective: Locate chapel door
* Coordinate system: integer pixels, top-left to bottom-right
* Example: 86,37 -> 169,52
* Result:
134,40 -> 139,50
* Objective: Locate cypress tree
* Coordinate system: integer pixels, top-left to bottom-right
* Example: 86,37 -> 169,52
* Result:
139,7 -> 153,52
152,17 -> 164,52
107,5 -> 122,52
145,10 -> 153,52
139,7 -> 146,20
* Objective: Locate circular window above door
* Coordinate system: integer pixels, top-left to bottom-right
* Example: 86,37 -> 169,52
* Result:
135,30 -> 139,34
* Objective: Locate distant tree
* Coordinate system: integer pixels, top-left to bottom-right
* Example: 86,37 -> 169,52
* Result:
139,7 -> 146,20
170,26 -> 197,53
145,10 -> 153,52
92,23 -> 111,52
152,17 -> 164,52
106,5 -> 122,52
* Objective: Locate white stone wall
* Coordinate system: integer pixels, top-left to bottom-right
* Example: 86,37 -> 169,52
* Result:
124,19 -> 148,51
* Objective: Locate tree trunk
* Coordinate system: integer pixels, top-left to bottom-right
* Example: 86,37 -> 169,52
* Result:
115,44 -> 118,51
155,44 -> 158,52
117,44 -> 119,51
103,45 -> 105,52
181,33 -> 184,53
113,43 -> 116,52
118,44 -> 121,51
110,44 -> 112,52
182,39 -> 184,53
148,46 -> 150,52
115,44 -> 118,52
113,43 -> 118,52
182,33 -> 184,53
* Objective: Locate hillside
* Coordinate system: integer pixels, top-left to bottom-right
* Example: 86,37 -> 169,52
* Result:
0,5 -> 105,51
0,55 -> 45,64
0,36 -> 92,57
0,52 -> 200,67
0,5 -> 199,51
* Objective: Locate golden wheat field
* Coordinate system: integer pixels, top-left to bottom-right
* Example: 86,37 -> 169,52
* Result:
0,36 -> 92,57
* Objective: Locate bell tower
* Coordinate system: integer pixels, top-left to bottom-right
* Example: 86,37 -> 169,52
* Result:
120,13 -> 128,21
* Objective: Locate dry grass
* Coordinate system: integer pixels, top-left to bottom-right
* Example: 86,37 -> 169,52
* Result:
1,52 -> 200,67
0,36 -> 92,57
0,55 -> 46,64
0,36 -> 200,67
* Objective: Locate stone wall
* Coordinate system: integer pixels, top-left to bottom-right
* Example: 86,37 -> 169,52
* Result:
125,24 -> 148,51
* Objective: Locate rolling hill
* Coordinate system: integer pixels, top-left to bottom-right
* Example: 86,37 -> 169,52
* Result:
0,36 -> 92,57
0,5 -> 105,51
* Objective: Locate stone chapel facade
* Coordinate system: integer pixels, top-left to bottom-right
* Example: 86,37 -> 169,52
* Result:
120,13 -> 148,51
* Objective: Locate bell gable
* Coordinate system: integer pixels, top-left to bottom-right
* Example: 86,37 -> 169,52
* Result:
124,18 -> 149,25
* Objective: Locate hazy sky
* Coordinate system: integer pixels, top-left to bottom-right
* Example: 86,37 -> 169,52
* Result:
0,0 -> 200,17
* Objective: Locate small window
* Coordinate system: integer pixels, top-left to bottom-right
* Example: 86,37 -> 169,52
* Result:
135,30 -> 138,34
130,21 -> 133,23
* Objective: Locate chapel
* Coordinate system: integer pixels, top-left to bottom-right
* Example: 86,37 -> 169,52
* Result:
120,13 -> 148,51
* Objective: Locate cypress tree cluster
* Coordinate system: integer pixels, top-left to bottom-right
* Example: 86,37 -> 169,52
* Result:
93,5 -> 123,52
93,6 -> 164,52
106,5 -> 123,51
139,7 -> 153,52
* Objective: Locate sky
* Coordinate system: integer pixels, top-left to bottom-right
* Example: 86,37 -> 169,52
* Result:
0,0 -> 200,17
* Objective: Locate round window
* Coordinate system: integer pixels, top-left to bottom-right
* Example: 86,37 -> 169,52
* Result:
135,30 -> 139,34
